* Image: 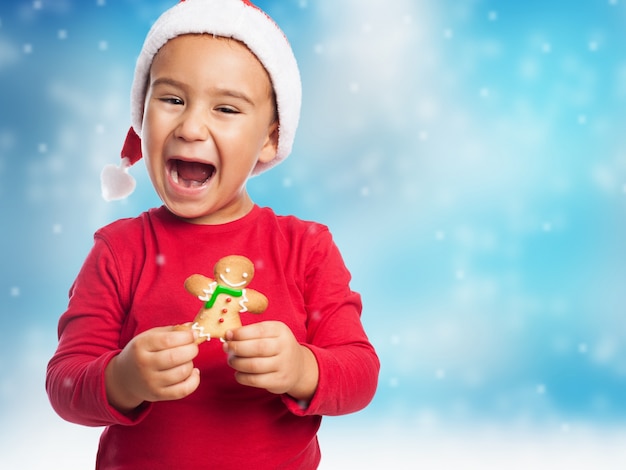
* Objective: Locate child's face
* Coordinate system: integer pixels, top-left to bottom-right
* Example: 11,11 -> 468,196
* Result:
142,34 -> 278,224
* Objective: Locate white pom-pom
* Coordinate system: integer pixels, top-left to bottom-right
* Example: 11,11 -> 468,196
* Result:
100,157 -> 136,201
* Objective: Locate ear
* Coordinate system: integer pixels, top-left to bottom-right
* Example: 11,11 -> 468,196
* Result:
258,120 -> 279,164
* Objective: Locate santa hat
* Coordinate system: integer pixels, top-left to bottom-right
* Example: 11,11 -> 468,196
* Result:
101,0 -> 301,201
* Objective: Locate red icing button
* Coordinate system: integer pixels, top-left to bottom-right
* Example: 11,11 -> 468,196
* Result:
222,308 -> 228,314
219,318 -> 224,323
226,298 -> 232,303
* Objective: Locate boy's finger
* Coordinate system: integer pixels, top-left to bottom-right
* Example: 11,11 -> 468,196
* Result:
144,326 -> 197,351
226,321 -> 280,341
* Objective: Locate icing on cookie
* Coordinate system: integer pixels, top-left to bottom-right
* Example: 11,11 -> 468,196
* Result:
191,321 -> 211,341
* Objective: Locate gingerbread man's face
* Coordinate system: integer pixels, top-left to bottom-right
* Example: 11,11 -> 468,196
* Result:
214,255 -> 254,289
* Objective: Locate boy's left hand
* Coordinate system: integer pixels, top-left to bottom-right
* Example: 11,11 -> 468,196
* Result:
223,321 -> 318,402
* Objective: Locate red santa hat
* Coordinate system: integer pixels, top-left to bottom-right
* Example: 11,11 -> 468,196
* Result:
101,0 -> 302,201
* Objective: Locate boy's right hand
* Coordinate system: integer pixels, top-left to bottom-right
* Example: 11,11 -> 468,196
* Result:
105,326 -> 200,414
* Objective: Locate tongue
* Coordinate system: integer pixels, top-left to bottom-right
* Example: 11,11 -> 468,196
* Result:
176,161 -> 213,183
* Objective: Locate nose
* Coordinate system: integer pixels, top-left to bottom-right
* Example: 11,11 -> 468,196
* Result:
174,105 -> 210,142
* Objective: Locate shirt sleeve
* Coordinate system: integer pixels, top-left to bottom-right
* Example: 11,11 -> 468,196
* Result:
46,234 -> 151,427
282,227 -> 380,417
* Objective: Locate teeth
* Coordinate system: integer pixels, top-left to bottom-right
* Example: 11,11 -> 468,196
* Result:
170,166 -> 209,188
169,161 -> 215,188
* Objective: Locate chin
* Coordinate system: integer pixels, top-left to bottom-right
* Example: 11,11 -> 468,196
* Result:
162,200 -> 208,220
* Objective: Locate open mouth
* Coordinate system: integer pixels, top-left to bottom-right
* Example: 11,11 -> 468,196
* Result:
169,159 -> 216,188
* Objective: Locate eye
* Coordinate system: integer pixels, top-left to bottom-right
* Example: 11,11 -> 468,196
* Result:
242,272 -> 248,279
216,106 -> 240,114
225,268 -> 231,273
160,96 -> 184,106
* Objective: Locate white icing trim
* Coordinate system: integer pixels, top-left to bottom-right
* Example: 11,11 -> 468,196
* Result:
198,281 -> 218,302
191,322 -> 211,341
219,273 -> 247,288
239,288 -> 249,313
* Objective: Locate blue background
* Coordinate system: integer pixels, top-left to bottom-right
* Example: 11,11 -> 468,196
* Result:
1,0 -> 625,467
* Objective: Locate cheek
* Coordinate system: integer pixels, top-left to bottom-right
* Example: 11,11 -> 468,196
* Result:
140,133 -> 157,173
139,127 -> 162,183
141,112 -> 166,158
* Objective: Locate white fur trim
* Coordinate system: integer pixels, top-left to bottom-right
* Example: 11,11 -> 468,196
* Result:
131,0 -> 301,175
100,157 -> 136,201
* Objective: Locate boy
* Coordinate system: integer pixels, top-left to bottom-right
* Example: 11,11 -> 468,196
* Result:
46,1 -> 379,469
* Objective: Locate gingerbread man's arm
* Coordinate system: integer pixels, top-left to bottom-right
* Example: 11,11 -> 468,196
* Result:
184,274 -> 215,298
243,289 -> 268,314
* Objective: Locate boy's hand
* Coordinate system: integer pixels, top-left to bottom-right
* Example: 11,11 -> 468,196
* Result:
223,321 -> 319,402
105,326 -> 200,413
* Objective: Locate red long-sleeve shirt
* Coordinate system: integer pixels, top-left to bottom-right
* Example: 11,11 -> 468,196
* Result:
46,205 -> 379,469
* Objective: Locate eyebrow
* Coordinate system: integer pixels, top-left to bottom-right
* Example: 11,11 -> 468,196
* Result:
150,77 -> 256,106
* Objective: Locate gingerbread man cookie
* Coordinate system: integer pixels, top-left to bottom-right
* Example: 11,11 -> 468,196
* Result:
177,255 -> 268,343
